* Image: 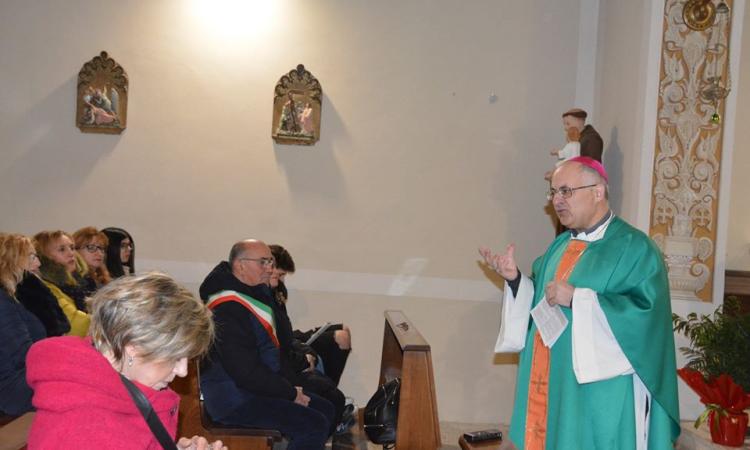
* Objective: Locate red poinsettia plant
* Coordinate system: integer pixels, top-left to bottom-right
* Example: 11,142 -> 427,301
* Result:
678,368 -> 750,428
673,297 -> 750,445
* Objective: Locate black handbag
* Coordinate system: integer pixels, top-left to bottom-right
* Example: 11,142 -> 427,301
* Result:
363,377 -> 400,446
120,374 -> 179,450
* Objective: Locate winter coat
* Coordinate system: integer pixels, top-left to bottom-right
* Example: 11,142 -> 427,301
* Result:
16,271 -> 70,337
198,261 -> 297,421
0,287 -> 45,415
26,336 -> 180,449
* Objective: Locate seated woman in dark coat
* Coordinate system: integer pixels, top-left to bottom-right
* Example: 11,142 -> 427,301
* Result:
15,250 -> 70,337
0,233 -> 46,416
33,230 -> 90,336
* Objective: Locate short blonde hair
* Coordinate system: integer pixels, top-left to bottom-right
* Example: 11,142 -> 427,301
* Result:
89,272 -> 214,364
0,233 -> 34,296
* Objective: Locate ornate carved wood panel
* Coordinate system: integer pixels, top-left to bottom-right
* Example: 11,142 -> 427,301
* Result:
649,0 -> 733,302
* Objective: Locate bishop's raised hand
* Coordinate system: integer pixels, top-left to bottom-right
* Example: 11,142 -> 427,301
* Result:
478,244 -> 519,282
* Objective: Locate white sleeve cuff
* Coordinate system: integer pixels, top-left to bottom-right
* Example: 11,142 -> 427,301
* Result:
571,287 -> 634,383
494,274 -> 534,353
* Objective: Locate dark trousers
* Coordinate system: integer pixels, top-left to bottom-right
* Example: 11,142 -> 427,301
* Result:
310,328 -> 350,386
219,391 -> 335,450
288,370 -> 345,435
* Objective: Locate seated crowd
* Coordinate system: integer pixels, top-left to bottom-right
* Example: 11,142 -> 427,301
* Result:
0,228 -> 352,450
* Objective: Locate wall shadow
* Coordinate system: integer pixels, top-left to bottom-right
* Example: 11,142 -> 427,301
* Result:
272,94 -> 351,208
2,75 -> 121,208
603,126 -> 623,215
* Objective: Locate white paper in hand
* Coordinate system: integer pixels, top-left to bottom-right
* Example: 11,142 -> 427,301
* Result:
530,298 -> 568,348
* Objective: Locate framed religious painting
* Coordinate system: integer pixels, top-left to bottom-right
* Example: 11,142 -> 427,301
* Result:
76,51 -> 128,134
272,64 -> 322,145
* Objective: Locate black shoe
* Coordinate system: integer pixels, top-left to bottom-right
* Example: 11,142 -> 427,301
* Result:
335,411 -> 356,435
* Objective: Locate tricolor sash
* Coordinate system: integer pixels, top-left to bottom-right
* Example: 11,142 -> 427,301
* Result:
207,290 -> 280,348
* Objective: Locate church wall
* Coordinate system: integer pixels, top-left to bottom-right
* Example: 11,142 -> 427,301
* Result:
727,4 -> 750,271
0,0 -> 583,423
593,0 -> 654,224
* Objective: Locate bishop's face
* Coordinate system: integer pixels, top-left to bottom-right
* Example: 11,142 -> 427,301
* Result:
550,164 -> 602,231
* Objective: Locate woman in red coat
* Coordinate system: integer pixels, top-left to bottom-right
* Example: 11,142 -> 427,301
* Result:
26,272 -> 224,450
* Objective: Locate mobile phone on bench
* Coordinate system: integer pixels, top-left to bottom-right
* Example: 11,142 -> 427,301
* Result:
463,429 -> 503,443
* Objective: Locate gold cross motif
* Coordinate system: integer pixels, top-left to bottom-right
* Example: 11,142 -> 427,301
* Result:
525,424 -> 547,449
530,424 -> 546,438
530,374 -> 548,393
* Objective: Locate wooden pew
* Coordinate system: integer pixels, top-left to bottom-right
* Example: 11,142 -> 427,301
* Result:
171,361 -> 284,450
0,412 -> 33,450
377,310 -> 441,449
725,270 -> 750,315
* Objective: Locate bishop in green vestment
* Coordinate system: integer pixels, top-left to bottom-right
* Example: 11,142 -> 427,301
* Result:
480,158 -> 680,449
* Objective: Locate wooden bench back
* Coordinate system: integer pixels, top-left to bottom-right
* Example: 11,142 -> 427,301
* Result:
377,310 -> 441,449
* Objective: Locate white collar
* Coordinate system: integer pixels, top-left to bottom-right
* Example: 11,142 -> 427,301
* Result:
571,211 -> 614,242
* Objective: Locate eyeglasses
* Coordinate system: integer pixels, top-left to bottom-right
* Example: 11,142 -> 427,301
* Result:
546,184 -> 599,200
80,244 -> 106,253
239,257 -> 276,267
120,242 -> 133,250
29,253 -> 39,261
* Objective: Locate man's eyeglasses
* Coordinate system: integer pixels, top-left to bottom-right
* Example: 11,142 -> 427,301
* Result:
546,184 -> 598,200
80,244 -> 106,253
240,257 -> 276,268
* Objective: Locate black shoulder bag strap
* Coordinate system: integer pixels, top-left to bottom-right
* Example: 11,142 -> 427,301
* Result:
119,374 -> 179,450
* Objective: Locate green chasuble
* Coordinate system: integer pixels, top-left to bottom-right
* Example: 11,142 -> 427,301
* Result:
508,216 -> 680,449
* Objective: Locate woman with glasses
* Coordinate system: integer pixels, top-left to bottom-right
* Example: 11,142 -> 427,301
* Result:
0,233 -> 46,416
102,227 -> 135,278
33,230 -> 91,337
73,226 -> 111,296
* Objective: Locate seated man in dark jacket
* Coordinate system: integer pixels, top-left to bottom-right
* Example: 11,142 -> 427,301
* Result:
199,239 -> 334,450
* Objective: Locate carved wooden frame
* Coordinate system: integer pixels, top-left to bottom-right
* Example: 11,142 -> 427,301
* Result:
271,64 -> 322,145
76,51 -> 128,134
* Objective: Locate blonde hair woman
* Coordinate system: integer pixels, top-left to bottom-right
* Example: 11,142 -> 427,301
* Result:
27,272 -> 225,450
33,230 -> 90,336
0,233 -> 46,416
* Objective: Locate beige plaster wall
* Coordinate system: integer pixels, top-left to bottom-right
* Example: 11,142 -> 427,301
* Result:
0,0 -> 584,423
593,0 -> 654,224
727,3 -> 750,271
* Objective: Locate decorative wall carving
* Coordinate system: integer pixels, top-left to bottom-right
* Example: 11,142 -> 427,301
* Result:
76,51 -> 128,134
649,0 -> 732,302
271,64 -> 322,145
